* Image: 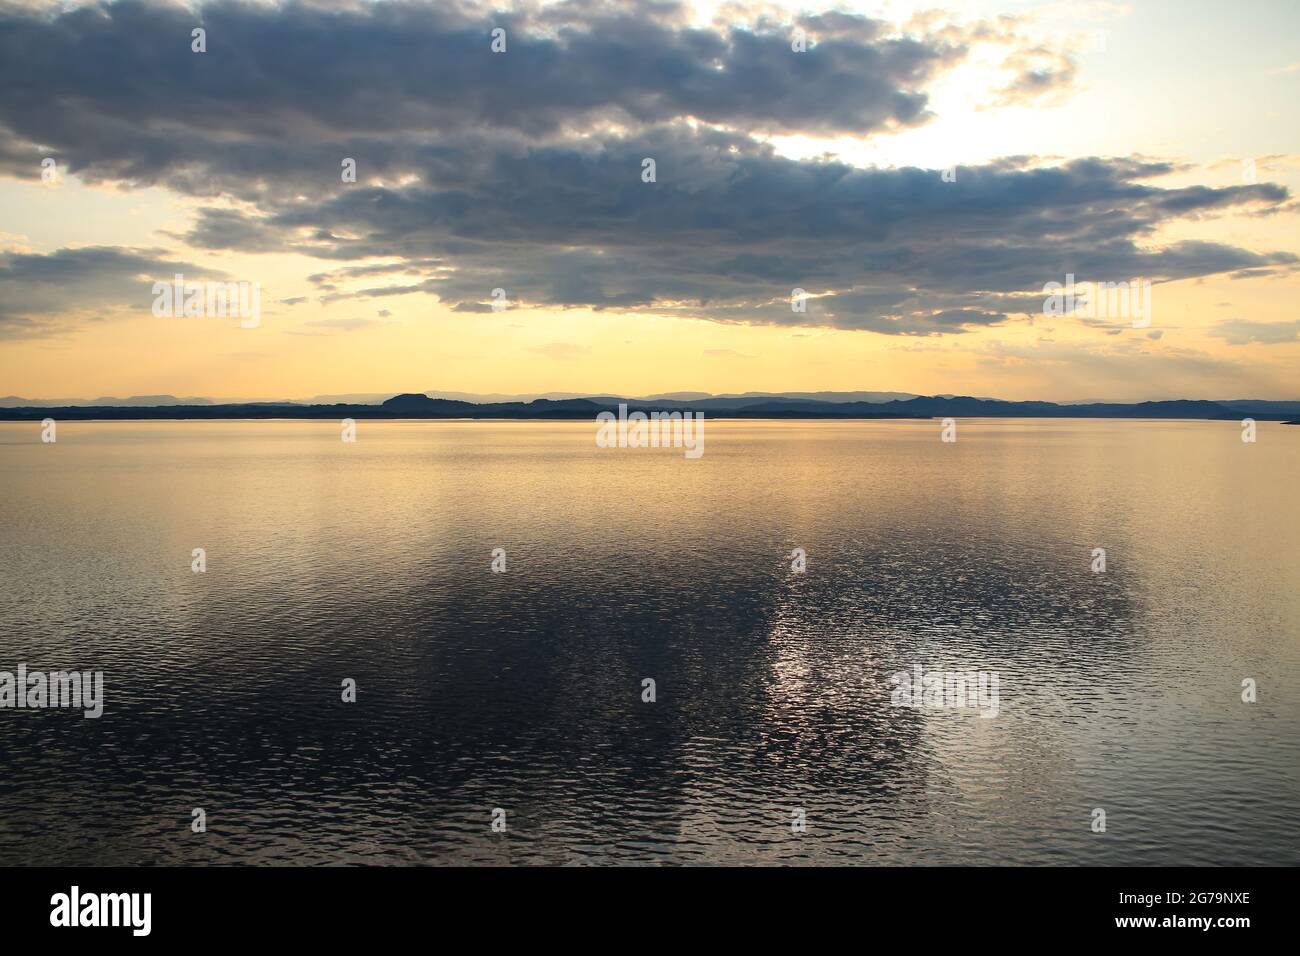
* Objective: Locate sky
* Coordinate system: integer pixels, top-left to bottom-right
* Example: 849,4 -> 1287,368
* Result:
0,0 -> 1297,402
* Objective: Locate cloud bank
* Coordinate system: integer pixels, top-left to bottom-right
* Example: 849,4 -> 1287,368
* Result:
0,0 -> 1293,341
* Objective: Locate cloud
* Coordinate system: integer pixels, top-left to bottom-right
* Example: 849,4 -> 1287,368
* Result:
0,0 -> 995,193
0,1 -> 1292,341
173,133 -> 1293,334
0,246 -> 225,337
1207,319 -> 1300,345
990,45 -> 1079,107
970,337 -> 1268,399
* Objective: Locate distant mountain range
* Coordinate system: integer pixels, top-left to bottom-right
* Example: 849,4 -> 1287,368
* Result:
0,394 -> 218,407
0,389 -> 939,407
3,391 -> 1299,421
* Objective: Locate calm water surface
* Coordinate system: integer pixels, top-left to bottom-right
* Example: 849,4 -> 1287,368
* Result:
0,419 -> 1297,865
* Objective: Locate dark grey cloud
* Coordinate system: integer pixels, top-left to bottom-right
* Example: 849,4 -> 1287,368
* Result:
172,128 -> 1295,333
0,0 -> 975,191
0,246 -> 225,336
0,1 -> 1292,338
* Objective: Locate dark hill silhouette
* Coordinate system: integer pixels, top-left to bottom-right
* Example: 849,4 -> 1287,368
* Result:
381,393 -> 476,413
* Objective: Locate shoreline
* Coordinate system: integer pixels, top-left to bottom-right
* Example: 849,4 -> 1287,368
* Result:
3,413 -> 1295,424
3,394 -> 1298,423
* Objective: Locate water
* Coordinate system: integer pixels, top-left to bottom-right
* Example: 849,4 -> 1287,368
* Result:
0,418 -> 1296,865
